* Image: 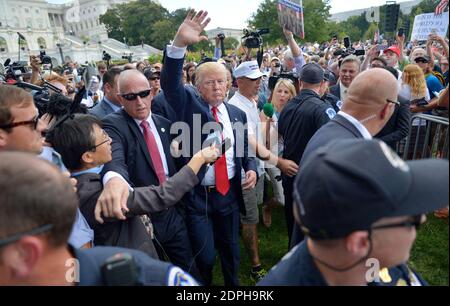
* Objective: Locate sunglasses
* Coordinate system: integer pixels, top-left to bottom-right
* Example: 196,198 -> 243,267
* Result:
0,114 -> 40,131
415,59 -> 428,64
120,89 -> 152,101
386,98 -> 400,106
371,215 -> 423,231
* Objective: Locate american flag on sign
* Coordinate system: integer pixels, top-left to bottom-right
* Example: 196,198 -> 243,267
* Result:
435,0 -> 449,15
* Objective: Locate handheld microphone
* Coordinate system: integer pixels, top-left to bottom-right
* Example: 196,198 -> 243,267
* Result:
263,102 -> 274,118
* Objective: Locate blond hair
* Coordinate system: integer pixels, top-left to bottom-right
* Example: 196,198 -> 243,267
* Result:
403,64 -> 427,98
272,79 -> 297,112
195,62 -> 227,86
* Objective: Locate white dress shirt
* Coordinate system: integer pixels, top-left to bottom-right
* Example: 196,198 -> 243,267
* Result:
103,115 -> 169,188
338,111 -> 373,140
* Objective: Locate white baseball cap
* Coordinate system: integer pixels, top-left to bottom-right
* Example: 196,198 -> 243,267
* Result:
233,61 -> 264,80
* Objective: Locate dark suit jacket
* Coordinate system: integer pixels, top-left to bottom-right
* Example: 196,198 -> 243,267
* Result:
301,114 -> 363,166
151,90 -> 177,123
76,166 -> 199,258
90,98 -> 117,119
161,53 -> 257,213
102,110 -> 180,225
329,84 -> 341,100
375,96 -> 411,150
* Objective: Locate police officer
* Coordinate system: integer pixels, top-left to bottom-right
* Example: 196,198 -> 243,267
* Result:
0,152 -> 197,286
258,139 -> 449,286
278,63 -> 336,247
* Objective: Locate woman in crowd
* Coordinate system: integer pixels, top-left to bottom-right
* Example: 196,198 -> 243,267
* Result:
260,78 -> 297,227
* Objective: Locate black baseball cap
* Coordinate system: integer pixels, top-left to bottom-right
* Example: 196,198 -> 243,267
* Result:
144,68 -> 160,80
415,55 -> 431,63
300,63 -> 324,84
293,139 -> 449,240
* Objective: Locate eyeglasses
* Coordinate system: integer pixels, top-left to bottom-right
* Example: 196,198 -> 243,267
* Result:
415,59 -> 428,64
91,129 -> 110,151
0,224 -> 53,248
149,77 -> 160,81
0,114 -> 40,131
203,80 -> 227,87
386,98 -> 400,106
120,89 -> 152,101
371,215 -> 423,232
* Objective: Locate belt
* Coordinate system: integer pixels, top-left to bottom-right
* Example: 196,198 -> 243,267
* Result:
205,185 -> 217,193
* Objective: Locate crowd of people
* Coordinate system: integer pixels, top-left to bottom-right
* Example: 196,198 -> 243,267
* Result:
0,9 -> 448,286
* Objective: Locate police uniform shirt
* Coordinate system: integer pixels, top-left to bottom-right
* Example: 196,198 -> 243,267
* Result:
258,241 -> 427,286
278,89 -> 336,165
257,240 -> 327,286
75,246 -> 198,286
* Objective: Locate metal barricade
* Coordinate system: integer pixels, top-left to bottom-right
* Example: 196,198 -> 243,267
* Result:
402,114 -> 449,160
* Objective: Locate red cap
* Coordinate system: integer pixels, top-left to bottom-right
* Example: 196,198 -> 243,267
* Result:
383,46 -> 401,58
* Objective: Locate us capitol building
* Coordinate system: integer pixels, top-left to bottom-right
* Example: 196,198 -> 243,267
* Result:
0,0 -> 161,65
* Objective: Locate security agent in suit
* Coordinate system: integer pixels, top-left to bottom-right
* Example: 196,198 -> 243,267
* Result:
90,68 -> 123,119
258,139 -> 449,286
161,10 -> 258,286
374,66 -> 411,150
278,63 -> 336,248
0,152 -> 197,286
47,114 -> 219,261
97,70 -> 196,275
290,68 -> 400,248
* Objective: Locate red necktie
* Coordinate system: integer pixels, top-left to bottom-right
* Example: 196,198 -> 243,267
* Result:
140,121 -> 166,184
211,106 -> 230,196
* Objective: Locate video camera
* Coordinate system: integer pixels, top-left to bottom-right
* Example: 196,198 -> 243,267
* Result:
102,51 -> 112,62
0,59 -> 30,82
339,36 -> 365,59
217,33 -> 225,40
268,72 -> 300,93
39,50 -> 52,65
242,28 -> 269,49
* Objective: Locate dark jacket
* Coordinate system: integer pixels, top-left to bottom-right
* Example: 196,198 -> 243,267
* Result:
329,83 -> 341,100
89,98 -> 118,119
161,53 -> 257,214
76,165 -> 199,258
375,96 -> 411,150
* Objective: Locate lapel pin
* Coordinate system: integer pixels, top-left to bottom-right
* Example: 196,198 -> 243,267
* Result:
161,128 -> 166,133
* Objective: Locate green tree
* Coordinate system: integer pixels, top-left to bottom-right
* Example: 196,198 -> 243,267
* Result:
248,0 -> 332,45
150,19 -> 176,50
99,7 -> 124,42
224,37 -> 239,50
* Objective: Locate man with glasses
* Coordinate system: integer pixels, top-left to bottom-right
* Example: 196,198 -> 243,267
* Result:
0,85 -> 46,153
0,85 -> 94,250
258,139 -> 448,286
160,10 -> 258,286
95,69 -> 197,277
0,151 -> 199,286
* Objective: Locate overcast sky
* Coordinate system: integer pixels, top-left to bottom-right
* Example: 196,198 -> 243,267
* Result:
48,0 -> 415,29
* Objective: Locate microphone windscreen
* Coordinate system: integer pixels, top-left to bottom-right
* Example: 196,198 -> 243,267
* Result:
263,102 -> 274,118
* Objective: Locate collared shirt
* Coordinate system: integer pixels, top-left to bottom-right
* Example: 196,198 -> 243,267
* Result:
228,91 -> 264,177
103,96 -> 122,113
103,115 -> 169,189
338,111 -> 373,140
202,102 -> 236,186
134,116 -> 170,179
71,166 -> 104,177
339,82 -> 349,102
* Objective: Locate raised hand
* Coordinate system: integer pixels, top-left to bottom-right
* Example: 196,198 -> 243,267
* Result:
283,24 -> 294,40
173,9 -> 211,48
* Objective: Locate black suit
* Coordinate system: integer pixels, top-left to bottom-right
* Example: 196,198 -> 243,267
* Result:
375,96 -> 411,150
161,50 -> 257,286
329,84 -> 341,100
102,110 -> 195,273
290,114 -> 364,247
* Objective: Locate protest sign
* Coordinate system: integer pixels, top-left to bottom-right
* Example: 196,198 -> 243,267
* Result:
411,12 -> 449,41
277,0 -> 305,39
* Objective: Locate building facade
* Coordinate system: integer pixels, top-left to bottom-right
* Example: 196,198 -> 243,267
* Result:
0,0 -> 160,65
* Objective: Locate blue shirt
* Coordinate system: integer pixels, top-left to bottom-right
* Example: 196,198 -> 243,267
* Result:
103,96 -> 122,113
426,74 -> 444,99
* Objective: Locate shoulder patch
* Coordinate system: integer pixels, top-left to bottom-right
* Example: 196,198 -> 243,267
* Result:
167,267 -> 198,286
336,100 -> 343,110
325,108 -> 337,119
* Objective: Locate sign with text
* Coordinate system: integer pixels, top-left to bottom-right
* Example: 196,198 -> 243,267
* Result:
411,12 -> 449,41
277,0 -> 305,39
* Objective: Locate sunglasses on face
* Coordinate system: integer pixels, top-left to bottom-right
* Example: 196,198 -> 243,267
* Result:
0,114 -> 40,131
415,59 -> 428,64
149,77 -> 160,81
371,215 -> 424,231
120,89 -> 152,101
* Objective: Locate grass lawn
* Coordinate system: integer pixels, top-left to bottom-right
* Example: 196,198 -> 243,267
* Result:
212,206 -> 449,286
